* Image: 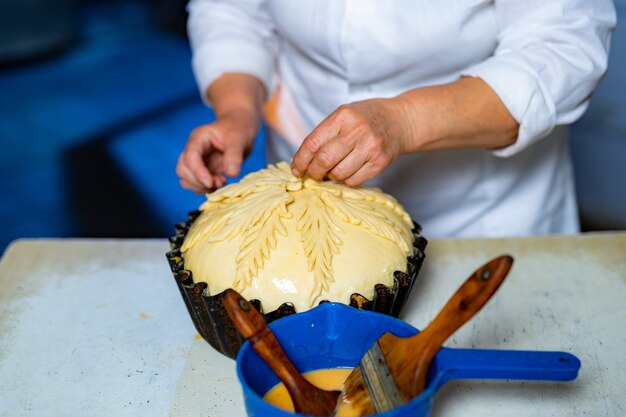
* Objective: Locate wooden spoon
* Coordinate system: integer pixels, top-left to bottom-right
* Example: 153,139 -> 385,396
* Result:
223,289 -> 340,416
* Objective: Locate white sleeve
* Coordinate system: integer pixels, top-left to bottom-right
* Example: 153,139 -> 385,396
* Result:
187,0 -> 278,104
462,0 -> 616,157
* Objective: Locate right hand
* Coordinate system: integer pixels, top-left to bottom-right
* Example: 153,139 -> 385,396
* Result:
176,109 -> 258,194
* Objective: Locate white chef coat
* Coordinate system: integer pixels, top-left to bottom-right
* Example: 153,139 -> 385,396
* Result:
187,0 -> 615,238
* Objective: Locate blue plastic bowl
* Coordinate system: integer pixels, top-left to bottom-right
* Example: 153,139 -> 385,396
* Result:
236,303 -> 580,417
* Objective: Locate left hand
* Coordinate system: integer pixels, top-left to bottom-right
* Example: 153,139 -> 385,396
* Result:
290,98 -> 412,186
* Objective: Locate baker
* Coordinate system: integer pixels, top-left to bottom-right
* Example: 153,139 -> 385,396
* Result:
176,0 -> 615,238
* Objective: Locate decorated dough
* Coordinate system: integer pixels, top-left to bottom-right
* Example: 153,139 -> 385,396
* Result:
182,162 -> 414,312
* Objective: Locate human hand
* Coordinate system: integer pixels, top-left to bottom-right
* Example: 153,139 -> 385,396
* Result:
176,110 -> 258,193
290,98 -> 413,186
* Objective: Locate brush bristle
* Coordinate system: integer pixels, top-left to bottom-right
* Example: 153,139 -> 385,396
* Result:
337,367 -> 377,416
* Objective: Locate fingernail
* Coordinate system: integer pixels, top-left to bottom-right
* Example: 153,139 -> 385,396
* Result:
292,167 -> 301,177
227,164 -> 238,176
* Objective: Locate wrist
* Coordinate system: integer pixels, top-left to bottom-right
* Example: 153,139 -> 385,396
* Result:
393,91 -> 447,153
219,108 -> 261,141
208,72 -> 265,137
380,96 -> 421,155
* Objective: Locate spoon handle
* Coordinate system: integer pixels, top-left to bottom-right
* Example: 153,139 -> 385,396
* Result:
223,290 -> 310,393
223,289 -> 339,416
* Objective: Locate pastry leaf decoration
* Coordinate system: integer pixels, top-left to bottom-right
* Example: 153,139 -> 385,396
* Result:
182,162 -> 413,306
231,188 -> 292,290
297,190 -> 344,304
323,191 -> 411,253
209,185 -> 291,243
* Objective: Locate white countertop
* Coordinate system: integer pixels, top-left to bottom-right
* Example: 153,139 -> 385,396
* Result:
0,235 -> 624,416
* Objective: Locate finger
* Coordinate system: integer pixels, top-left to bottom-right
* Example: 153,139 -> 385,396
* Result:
222,137 -> 246,178
306,136 -> 355,180
204,152 -> 227,188
344,160 -> 380,187
180,177 -> 209,194
206,152 -> 224,177
176,154 -> 213,191
327,145 -> 369,181
184,139 -> 215,189
214,174 -> 227,188
291,115 -> 342,177
176,153 -> 200,188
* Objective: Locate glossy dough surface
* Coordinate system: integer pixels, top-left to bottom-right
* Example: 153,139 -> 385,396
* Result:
182,162 -> 414,312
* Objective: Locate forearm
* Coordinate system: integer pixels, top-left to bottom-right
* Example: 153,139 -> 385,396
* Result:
396,76 -> 519,153
207,72 -> 266,137
290,76 -> 520,185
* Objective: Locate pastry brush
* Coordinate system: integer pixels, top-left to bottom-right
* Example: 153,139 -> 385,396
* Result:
337,255 -> 514,416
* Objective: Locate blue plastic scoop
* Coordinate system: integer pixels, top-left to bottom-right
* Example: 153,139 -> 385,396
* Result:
236,302 -> 580,417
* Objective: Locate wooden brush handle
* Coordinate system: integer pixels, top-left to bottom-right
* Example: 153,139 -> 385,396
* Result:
419,255 -> 513,348
223,289 -> 339,416
388,255 -> 514,398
